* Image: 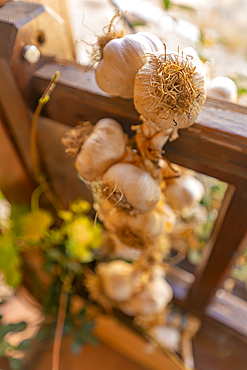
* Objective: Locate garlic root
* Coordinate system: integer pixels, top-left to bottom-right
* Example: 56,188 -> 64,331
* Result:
102,162 -> 161,214
134,49 -> 206,130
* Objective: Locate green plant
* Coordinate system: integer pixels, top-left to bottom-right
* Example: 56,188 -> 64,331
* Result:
162,0 -> 196,13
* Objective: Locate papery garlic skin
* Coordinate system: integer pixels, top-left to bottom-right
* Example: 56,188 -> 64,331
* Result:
206,76 -> 238,102
119,274 -> 173,316
75,118 -> 127,182
97,260 -> 138,302
102,163 -> 161,213
134,50 -> 206,130
156,201 -> 176,233
108,233 -> 142,261
104,207 -> 167,239
95,32 -> 164,99
149,325 -> 181,352
164,174 -> 204,212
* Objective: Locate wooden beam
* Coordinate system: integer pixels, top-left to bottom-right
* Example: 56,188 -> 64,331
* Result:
33,62 -> 247,187
93,314 -> 184,370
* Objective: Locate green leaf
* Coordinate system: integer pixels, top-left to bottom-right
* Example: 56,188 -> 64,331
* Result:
9,358 -> 22,370
35,327 -> 50,341
173,4 -> 196,12
0,341 -> 13,356
129,21 -> 146,27
10,204 -> 30,237
238,88 -> 247,96
66,261 -> 83,274
45,228 -> 65,245
47,248 -> 68,267
0,232 -> 22,288
16,339 -> 31,350
163,0 -> 171,10
78,306 -> 86,319
0,322 -> 26,339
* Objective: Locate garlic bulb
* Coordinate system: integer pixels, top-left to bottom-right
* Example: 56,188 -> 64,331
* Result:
206,76 -> 238,102
164,174 -> 204,212
102,163 -> 161,213
104,207 -> 167,239
149,325 -> 181,352
119,274 -> 173,316
181,47 -> 209,78
97,260 -> 138,302
134,122 -> 172,164
156,200 -> 176,233
134,49 -> 206,130
95,32 -> 164,99
108,233 -> 142,261
74,118 -> 127,182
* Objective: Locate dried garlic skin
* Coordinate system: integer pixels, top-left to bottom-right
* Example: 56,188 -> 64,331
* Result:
206,76 -> 238,102
104,206 -> 170,239
97,260 -> 137,302
106,233 -> 142,261
119,274 -> 173,316
75,118 -> 127,182
134,50 -> 206,129
95,32 -> 164,99
102,162 -> 161,214
164,174 -> 205,212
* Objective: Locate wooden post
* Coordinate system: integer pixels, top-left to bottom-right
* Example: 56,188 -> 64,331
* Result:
0,1 -> 76,203
187,186 -> 247,310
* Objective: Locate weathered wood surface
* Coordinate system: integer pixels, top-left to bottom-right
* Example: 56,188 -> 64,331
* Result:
0,58 -> 33,175
0,1 -> 74,107
33,62 -> 247,188
37,116 -> 94,210
0,118 -> 33,203
188,186 -> 247,310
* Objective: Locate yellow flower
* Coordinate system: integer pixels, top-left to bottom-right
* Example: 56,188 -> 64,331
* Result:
65,217 -> 102,262
19,209 -> 54,245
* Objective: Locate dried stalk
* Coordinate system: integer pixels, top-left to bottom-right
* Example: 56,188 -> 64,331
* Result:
52,270 -> 75,370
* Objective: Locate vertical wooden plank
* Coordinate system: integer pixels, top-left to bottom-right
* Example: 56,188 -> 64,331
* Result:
187,185 -> 247,310
0,119 -> 33,203
36,116 -> 94,209
0,58 -> 33,175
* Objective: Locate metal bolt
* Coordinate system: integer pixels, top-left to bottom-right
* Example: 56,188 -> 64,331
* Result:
23,45 -> 41,64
